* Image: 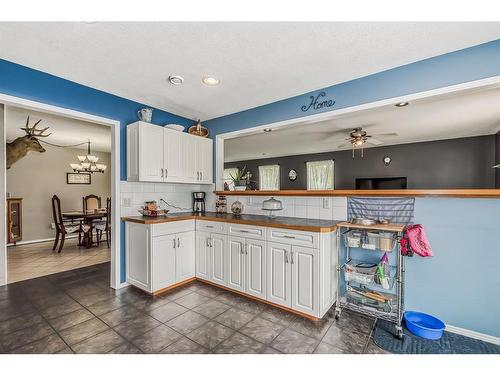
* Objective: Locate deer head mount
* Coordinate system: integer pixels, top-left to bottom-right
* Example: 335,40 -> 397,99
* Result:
6,116 -> 52,170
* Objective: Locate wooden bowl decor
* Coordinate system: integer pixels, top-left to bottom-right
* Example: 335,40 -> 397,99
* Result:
188,120 -> 209,138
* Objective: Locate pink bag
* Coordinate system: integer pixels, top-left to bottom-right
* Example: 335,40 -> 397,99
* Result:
405,224 -> 433,257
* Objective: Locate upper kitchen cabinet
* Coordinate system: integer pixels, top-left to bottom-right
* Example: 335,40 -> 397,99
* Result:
127,121 -> 213,184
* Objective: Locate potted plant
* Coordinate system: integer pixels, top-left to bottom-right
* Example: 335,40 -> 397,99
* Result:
230,166 -> 249,191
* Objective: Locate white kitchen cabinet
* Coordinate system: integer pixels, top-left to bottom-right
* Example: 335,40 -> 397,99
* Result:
245,239 -> 266,299
126,221 -> 196,294
291,246 -> 319,316
127,121 -> 213,184
175,231 -> 196,282
266,241 -> 292,307
227,236 -> 246,292
152,234 -> 176,291
210,234 -> 228,286
196,232 -> 211,281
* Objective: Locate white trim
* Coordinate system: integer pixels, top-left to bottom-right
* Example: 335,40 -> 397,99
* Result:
0,93 -> 121,289
117,281 -> 130,289
7,235 -> 79,247
0,105 -> 5,286
446,324 -> 500,346
215,75 -> 500,189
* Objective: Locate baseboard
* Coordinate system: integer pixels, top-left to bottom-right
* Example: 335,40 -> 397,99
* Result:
446,324 -> 500,346
7,235 -> 79,247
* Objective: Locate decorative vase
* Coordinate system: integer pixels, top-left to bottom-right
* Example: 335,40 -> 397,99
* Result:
231,200 -> 244,216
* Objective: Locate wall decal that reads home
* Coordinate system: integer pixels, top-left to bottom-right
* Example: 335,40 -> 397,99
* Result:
301,91 -> 336,112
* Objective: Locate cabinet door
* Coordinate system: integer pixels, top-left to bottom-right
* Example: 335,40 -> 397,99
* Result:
126,223 -> 152,292
210,234 -> 228,286
183,134 -> 198,182
197,137 -> 213,184
196,232 -> 211,280
266,242 -> 291,307
163,129 -> 183,182
291,246 -> 319,316
245,239 -> 266,299
227,236 -> 246,292
152,234 -> 176,291
175,231 -> 196,282
138,123 -> 164,182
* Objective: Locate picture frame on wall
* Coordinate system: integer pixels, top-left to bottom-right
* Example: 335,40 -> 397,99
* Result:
66,172 -> 91,185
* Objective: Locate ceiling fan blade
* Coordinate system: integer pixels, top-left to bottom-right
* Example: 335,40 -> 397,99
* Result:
337,142 -> 352,149
374,132 -> 398,137
366,138 -> 383,145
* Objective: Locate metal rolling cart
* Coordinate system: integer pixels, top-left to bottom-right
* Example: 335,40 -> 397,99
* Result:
335,221 -> 406,339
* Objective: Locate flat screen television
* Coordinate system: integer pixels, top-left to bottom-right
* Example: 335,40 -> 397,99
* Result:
355,177 -> 407,189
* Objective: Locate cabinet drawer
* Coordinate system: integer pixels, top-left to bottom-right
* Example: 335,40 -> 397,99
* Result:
196,220 -> 227,234
267,228 -> 319,248
228,223 -> 266,240
151,220 -> 195,237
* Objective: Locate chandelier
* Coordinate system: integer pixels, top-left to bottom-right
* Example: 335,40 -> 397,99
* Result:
70,140 -> 107,174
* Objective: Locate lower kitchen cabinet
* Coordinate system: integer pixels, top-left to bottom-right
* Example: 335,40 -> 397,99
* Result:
291,246 -> 319,316
195,232 -> 211,280
266,242 -> 292,307
210,233 -> 228,286
245,239 -> 266,299
126,221 -> 195,293
227,236 -> 246,292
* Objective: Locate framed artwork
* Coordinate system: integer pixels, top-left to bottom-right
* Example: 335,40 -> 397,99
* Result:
67,172 -> 91,185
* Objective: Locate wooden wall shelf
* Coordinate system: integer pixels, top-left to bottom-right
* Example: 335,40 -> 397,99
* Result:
214,189 -> 500,198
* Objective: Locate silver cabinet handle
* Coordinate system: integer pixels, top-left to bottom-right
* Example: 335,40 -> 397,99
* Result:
173,238 -> 176,249
200,171 -> 203,180
177,238 -> 180,248
206,225 -> 214,228
240,244 -> 244,254
284,251 -> 288,263
206,237 -> 210,247
161,168 -> 164,178
290,250 -> 294,264
244,243 -> 248,255
283,235 -> 295,239
165,168 -> 168,178
239,229 -> 249,233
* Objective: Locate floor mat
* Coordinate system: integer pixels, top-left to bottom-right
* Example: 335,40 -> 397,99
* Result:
373,319 -> 500,354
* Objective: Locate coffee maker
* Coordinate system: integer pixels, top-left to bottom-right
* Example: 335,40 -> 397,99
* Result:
193,192 -> 206,213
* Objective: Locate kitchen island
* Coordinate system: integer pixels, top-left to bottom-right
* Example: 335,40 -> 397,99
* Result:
122,212 -> 340,320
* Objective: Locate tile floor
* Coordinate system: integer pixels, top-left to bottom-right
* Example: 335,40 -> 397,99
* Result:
7,238 -> 111,283
0,262 -> 388,354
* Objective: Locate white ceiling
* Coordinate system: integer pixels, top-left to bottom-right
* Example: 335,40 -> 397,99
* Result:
224,85 -> 500,162
0,22 -> 499,120
6,106 -> 111,152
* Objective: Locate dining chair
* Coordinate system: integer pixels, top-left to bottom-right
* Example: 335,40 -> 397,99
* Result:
52,195 -> 91,252
83,194 -> 101,212
95,197 -> 111,248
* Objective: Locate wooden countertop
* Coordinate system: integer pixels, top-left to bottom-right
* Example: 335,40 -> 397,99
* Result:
122,212 -> 339,233
214,189 -> 500,198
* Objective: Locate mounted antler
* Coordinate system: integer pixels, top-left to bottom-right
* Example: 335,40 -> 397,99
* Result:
20,116 -> 52,137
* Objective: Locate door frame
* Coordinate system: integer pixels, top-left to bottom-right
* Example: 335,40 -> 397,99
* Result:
215,75 -> 500,190
0,93 -> 122,289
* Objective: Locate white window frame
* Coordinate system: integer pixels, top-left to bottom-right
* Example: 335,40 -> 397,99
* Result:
306,160 -> 334,190
258,164 -> 280,190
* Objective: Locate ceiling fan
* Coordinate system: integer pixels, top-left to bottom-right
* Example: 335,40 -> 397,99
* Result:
337,127 -> 398,157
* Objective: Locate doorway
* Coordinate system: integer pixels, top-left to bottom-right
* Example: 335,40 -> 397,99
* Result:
0,93 -> 121,289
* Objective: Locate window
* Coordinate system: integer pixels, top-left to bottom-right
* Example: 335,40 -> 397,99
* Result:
307,160 -> 334,190
259,165 -> 280,190
223,168 -> 239,190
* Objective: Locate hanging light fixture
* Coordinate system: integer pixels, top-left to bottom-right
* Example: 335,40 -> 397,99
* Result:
70,140 -> 107,173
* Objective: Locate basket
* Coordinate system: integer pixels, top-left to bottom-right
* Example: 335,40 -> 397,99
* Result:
345,231 -> 362,247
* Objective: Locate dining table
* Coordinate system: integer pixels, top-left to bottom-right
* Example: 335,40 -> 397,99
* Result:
62,210 -> 107,248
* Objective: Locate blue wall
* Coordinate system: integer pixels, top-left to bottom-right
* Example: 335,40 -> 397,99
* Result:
205,39 -> 500,337
0,59 -> 194,283
2,38 -> 500,336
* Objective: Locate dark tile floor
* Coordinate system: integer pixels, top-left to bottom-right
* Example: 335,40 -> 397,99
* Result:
0,262 -> 388,354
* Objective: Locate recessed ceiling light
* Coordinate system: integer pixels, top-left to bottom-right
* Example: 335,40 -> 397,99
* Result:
168,75 -> 184,85
395,102 -> 409,107
263,128 -> 272,132
202,76 -> 220,86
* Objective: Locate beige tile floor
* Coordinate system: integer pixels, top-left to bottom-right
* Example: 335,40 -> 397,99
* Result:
7,238 -> 111,284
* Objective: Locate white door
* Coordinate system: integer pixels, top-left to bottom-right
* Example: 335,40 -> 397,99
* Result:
245,239 -> 266,299
175,231 -> 196,282
227,236 -> 246,292
210,233 -> 228,286
126,223 -> 152,292
195,232 -> 211,280
139,122 -> 164,182
152,234 -> 176,291
266,242 -> 291,307
163,129 -> 183,182
183,134 -> 198,182
291,246 -> 319,316
197,137 -> 213,184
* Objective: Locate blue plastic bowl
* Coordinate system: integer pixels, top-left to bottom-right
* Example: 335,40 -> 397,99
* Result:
403,311 -> 445,340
